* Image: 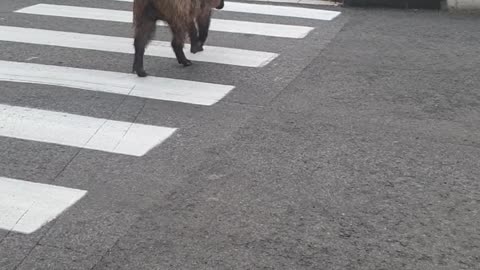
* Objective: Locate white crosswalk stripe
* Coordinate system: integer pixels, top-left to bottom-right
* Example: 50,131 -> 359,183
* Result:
0,0 -> 341,234
0,176 -> 87,234
248,0 -> 339,5
0,26 -> 278,68
115,0 -> 341,20
0,60 -> 234,106
219,1 -> 341,20
16,4 -> 314,39
0,104 -> 177,157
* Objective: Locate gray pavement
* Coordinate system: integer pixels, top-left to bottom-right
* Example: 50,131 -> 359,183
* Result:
1,0 -> 479,269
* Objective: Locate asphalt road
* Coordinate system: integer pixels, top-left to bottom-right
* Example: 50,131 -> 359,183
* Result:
1,0 -> 479,269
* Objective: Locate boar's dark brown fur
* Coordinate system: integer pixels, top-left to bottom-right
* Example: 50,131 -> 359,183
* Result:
132,0 -> 224,77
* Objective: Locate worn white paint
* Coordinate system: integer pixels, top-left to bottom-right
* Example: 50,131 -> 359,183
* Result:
447,0 -> 480,9
0,26 -> 278,68
221,2 -> 341,20
0,177 -> 87,234
0,61 -> 234,106
297,0 -> 339,5
16,4 -> 314,39
115,0 -> 341,20
0,104 -> 177,156
242,0 -> 339,5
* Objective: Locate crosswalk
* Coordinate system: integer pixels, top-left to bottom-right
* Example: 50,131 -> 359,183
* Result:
0,61 -> 234,105
0,104 -> 177,156
0,177 -> 87,234
115,0 -> 341,20
16,4 -> 315,38
0,1 -> 341,234
0,26 -> 278,67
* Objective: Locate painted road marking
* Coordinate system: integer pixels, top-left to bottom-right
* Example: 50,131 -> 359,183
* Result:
0,26 -> 278,68
0,176 -> 87,234
0,61 -> 234,106
250,0 -> 338,5
220,2 -> 341,20
16,4 -> 314,39
0,104 -> 177,156
115,0 -> 341,20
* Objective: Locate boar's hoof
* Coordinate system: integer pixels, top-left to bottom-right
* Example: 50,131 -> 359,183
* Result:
182,59 -> 193,67
190,44 -> 204,54
135,69 -> 148,77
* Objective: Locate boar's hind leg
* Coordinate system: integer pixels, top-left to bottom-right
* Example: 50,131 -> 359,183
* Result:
189,20 -> 203,54
170,24 -> 192,66
133,8 -> 156,77
197,9 -> 212,49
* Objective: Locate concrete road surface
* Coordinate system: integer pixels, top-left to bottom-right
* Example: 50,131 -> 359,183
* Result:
0,0 -> 479,269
